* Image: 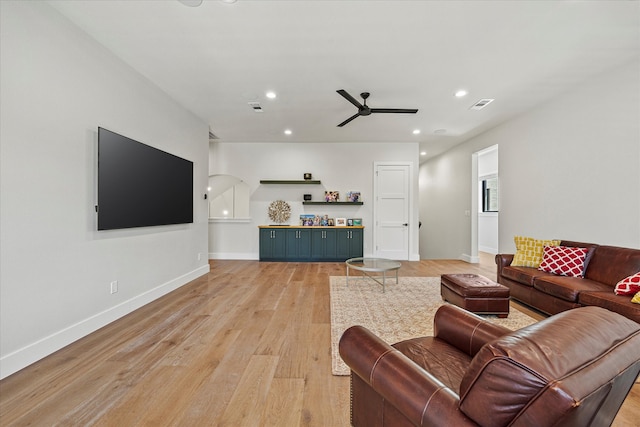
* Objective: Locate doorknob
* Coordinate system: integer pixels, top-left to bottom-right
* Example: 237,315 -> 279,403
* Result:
403,223 -> 408,226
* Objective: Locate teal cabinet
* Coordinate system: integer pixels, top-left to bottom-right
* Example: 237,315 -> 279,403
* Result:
311,229 -> 338,260
286,228 -> 311,260
259,227 -> 363,261
337,228 -> 363,259
259,228 -> 286,260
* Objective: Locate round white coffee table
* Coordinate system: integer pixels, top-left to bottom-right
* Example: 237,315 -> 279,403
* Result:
345,257 -> 401,292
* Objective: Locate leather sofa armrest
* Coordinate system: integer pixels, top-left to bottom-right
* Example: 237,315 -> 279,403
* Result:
434,305 -> 512,356
339,325 -> 478,427
495,253 -> 514,277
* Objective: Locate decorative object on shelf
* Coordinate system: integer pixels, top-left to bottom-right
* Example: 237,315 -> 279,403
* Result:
303,194 -> 312,201
300,214 -> 314,226
325,191 -> 340,202
347,219 -> 354,226
268,200 -> 291,224
304,173 -> 312,180
346,191 -> 361,202
336,218 -> 347,226
260,179 -> 321,184
352,218 -> 362,226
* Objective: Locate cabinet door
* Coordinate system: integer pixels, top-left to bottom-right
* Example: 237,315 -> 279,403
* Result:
260,228 -> 286,260
259,229 -> 273,259
350,229 -> 363,258
311,229 -> 338,260
285,229 -> 311,260
337,229 -> 364,260
272,229 -> 287,259
298,229 -> 312,259
336,229 -> 351,259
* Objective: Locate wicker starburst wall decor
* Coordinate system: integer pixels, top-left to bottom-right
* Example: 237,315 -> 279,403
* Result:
268,200 -> 291,224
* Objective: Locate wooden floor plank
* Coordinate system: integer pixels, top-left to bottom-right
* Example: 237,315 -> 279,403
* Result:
0,257 -> 637,426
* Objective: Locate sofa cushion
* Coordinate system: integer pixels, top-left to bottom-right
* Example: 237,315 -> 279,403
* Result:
614,272 -> 640,295
533,275 -> 610,303
579,291 -> 640,323
511,236 -> 561,267
538,245 -> 590,278
584,245 -> 640,286
502,265 -> 556,287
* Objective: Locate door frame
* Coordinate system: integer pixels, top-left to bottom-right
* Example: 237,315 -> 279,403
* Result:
373,161 -> 417,261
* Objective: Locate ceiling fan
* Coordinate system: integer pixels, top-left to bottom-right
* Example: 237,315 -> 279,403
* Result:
336,89 -> 418,127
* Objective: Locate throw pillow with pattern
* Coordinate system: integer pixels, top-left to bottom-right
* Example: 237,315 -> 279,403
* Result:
511,236 -> 561,268
538,246 -> 589,278
614,272 -> 640,296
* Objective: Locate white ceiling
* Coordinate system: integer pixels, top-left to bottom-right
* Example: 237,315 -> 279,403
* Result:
48,0 -> 640,160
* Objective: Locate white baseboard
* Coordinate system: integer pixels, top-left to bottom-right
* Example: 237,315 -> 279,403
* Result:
460,253 -> 480,264
0,264 -> 210,380
478,246 -> 498,255
208,252 -> 259,260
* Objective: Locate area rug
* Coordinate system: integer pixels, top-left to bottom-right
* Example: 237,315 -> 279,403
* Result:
330,276 -> 537,376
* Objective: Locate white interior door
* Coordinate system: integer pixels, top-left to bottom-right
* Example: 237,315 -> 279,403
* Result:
374,163 -> 410,260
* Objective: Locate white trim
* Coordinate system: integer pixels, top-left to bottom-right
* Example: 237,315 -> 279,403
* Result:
0,264 -> 210,380
460,253 -> 480,263
208,252 -> 258,260
208,218 -> 252,223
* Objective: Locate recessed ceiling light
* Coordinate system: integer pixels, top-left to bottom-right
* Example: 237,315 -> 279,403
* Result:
455,90 -> 468,98
434,129 -> 447,134
178,0 -> 203,6
220,0 -> 237,3
412,129 -> 421,135
266,91 -> 276,99
420,151 -> 427,156
284,129 -> 292,135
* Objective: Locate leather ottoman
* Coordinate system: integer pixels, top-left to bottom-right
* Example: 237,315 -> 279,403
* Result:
441,273 -> 510,318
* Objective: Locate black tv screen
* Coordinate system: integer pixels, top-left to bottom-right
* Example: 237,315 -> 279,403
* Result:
97,127 -> 193,230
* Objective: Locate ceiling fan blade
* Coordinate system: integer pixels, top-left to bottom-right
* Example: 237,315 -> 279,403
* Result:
337,113 -> 361,127
370,108 -> 418,114
337,90 -> 364,109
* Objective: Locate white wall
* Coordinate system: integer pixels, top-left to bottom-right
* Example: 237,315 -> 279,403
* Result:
0,1 -> 210,379
419,60 -> 640,259
208,142 -> 420,260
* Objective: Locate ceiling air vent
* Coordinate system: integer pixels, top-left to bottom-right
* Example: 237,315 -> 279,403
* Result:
469,98 -> 494,110
208,129 -> 219,140
248,101 -> 263,112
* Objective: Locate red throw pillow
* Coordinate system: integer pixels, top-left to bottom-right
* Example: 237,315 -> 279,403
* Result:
538,245 -> 589,278
614,272 -> 640,296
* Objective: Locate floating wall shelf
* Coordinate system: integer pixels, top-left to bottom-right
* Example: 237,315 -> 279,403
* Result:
260,180 -> 321,185
302,201 -> 364,205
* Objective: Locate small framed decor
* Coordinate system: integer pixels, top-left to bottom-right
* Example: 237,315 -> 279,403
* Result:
300,214 -> 315,226
325,191 -> 340,202
303,194 -> 312,201
346,191 -> 361,202
352,218 -> 362,226
347,219 -> 354,226
327,218 -> 335,226
304,173 -> 312,180
336,218 -> 347,226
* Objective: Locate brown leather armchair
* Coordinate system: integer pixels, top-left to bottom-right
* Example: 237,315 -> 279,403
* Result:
339,304 -> 640,427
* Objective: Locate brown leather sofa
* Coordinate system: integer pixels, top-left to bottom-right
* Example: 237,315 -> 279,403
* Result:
339,304 -> 640,427
496,240 -> 640,323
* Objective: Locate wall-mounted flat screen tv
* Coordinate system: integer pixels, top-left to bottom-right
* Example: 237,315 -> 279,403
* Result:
97,127 -> 193,230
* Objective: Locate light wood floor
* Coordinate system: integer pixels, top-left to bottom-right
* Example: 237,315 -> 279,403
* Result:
1,255 -> 638,426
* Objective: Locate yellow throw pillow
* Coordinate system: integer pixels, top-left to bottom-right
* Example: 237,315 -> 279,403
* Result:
632,292 -> 640,304
511,236 -> 561,268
